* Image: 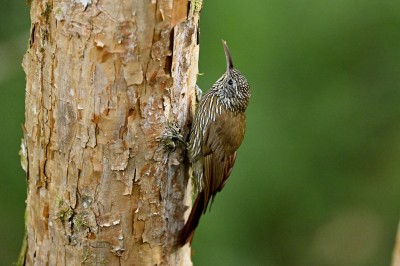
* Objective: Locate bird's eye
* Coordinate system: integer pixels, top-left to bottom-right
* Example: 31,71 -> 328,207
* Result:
228,79 -> 233,85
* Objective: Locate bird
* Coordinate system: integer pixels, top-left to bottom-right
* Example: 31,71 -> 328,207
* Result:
179,40 -> 251,246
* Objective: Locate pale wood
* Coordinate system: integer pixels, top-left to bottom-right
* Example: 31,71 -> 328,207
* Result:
21,0 -> 201,265
393,222 -> 400,266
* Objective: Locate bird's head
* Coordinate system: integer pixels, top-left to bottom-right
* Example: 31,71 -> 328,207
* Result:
218,40 -> 251,112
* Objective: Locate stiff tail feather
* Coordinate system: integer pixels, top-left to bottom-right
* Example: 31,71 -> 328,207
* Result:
179,191 -> 205,246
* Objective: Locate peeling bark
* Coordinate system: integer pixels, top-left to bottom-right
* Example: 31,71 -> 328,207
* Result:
22,0 -> 201,265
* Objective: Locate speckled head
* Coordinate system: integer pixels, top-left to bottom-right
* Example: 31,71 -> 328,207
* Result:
218,40 -> 251,112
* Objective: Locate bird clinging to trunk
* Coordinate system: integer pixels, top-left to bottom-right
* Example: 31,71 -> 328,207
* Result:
179,41 -> 251,246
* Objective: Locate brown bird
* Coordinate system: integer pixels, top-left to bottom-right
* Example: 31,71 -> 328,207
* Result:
179,41 -> 251,245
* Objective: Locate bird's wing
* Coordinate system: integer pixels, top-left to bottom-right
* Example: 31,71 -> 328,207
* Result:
202,108 -> 246,212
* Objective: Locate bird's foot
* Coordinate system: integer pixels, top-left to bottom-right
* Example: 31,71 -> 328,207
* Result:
159,121 -> 187,152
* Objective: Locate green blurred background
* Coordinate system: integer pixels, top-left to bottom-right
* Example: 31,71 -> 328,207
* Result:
1,1 -> 400,265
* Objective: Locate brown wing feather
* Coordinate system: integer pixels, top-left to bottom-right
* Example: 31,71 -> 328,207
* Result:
203,108 -> 246,205
179,106 -> 246,245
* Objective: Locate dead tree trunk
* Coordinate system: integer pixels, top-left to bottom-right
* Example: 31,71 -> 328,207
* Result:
21,0 -> 201,265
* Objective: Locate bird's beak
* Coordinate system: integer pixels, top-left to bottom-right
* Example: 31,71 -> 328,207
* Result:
222,40 -> 234,73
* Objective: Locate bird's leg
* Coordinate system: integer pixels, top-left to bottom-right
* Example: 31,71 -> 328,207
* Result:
159,121 -> 187,152
160,84 -> 201,152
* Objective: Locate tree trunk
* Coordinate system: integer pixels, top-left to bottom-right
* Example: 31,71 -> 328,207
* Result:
393,222 -> 400,266
21,0 -> 201,265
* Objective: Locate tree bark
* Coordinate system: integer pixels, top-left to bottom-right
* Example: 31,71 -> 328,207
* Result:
21,0 -> 201,265
393,222 -> 400,266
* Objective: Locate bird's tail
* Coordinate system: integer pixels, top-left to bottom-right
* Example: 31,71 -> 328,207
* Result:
179,191 -> 205,246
